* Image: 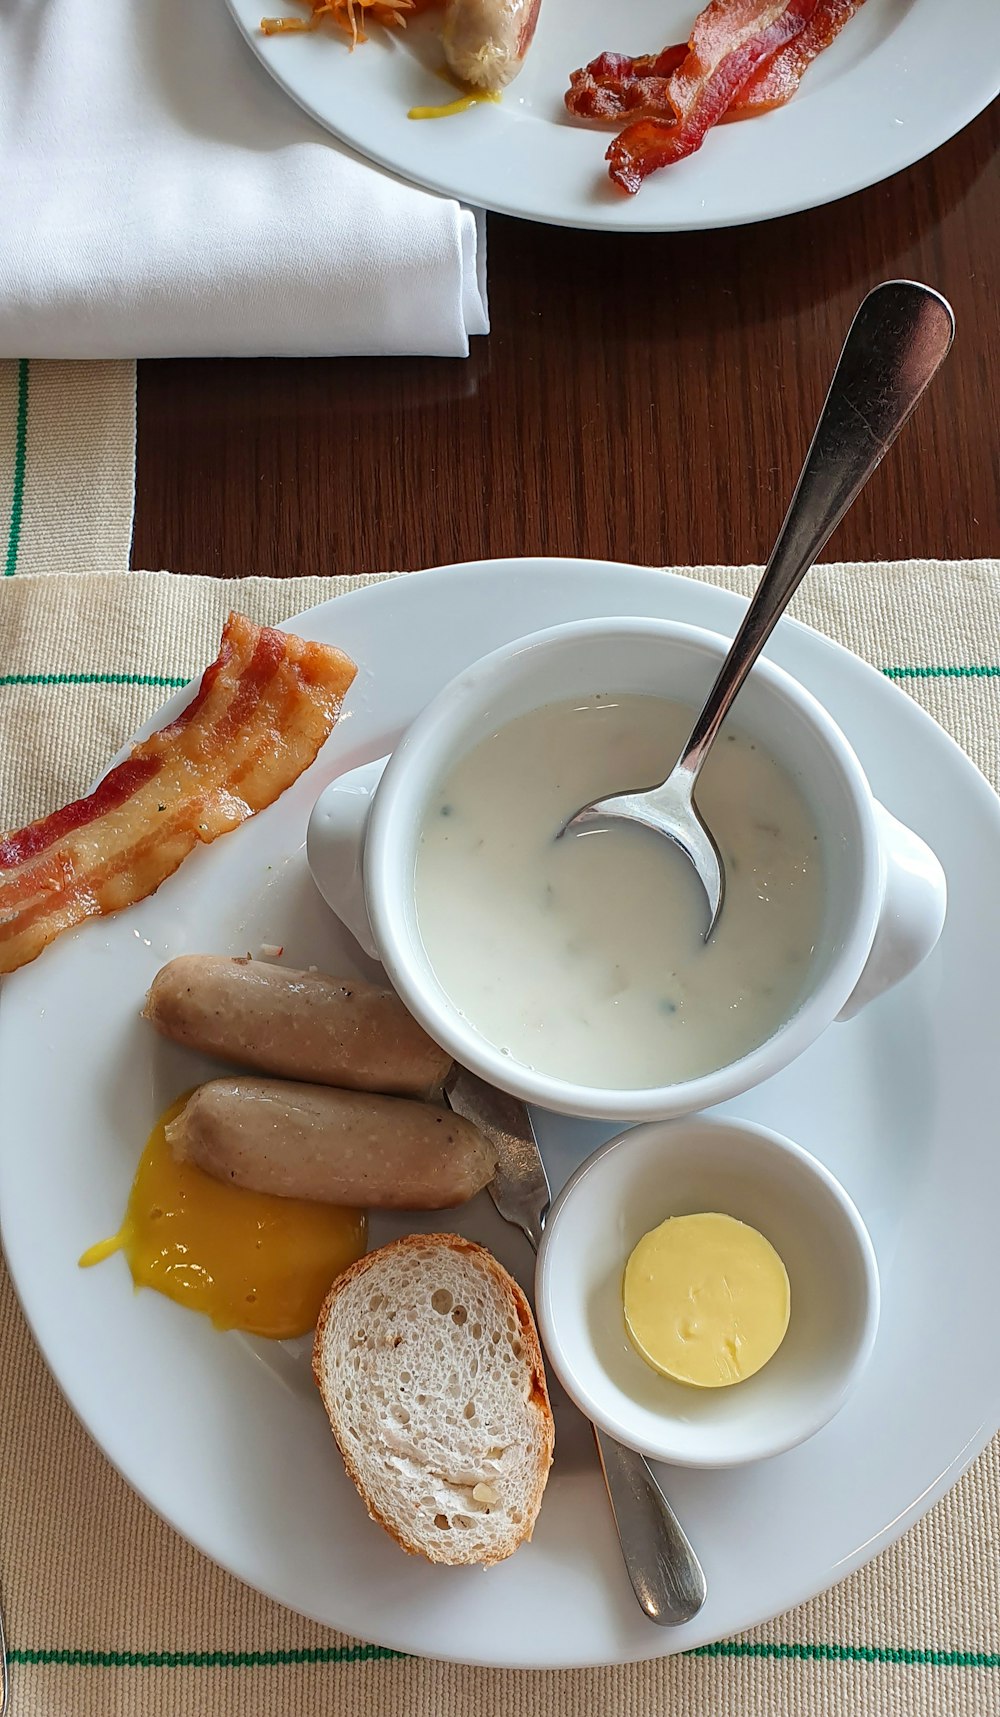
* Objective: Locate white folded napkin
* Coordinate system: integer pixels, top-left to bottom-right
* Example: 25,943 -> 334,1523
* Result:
0,0 -> 488,358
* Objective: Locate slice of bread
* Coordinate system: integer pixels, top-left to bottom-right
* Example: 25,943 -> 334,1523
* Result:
313,1233 -> 554,1566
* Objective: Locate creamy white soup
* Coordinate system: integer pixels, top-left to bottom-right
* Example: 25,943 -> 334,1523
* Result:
414,694 -> 823,1090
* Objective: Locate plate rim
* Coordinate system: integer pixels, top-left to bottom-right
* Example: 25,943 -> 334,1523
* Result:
223,0 -> 1000,233
3,555 -> 1000,1667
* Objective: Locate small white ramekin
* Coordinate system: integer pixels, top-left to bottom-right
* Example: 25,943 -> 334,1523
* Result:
535,1115 -> 880,1468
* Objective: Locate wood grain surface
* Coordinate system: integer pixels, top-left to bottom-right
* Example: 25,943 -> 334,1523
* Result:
133,102 -> 999,579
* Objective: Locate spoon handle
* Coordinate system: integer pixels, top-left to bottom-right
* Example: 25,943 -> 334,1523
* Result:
593,1428 -> 708,1626
679,280 -> 954,775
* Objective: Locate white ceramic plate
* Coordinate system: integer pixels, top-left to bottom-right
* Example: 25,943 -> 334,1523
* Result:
224,0 -> 1000,231
2,558 -> 1000,1669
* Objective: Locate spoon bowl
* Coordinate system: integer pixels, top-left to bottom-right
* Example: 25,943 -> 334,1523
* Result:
563,769 -> 726,936
564,280 -> 955,933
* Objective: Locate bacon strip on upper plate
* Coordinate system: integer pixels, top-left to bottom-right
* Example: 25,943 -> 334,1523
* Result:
565,47 -> 687,125
566,0 -> 861,130
0,612 -> 357,975
603,0 -> 820,193
722,0 -> 864,119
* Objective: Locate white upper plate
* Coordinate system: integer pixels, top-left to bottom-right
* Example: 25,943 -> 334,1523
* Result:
2,559 -> 1000,1668
225,0 -> 1000,231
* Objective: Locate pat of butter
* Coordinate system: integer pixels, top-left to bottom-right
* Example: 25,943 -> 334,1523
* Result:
623,1212 -> 790,1388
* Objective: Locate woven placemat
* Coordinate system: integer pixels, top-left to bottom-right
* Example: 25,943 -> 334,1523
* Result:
1,563 -> 999,1717
0,361 -> 134,577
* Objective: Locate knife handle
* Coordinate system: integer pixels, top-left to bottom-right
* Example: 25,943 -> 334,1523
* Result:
592,1427 -> 707,1626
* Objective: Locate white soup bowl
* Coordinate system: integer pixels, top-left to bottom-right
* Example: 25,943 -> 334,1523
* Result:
307,617 -> 946,1122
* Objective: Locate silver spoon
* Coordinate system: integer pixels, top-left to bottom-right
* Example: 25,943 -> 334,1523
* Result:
564,280 -> 955,936
446,1066 -> 707,1625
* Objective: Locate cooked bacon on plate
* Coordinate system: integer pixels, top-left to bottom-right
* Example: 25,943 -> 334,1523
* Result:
565,0 -> 865,193
0,613 -> 356,976
565,47 -> 687,125
722,0 -> 864,120
607,0 -> 820,193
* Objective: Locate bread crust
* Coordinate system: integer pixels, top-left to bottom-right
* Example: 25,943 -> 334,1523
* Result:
313,1233 -> 554,1566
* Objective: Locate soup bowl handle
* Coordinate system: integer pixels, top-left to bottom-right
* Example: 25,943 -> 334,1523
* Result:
307,757 -> 390,961
836,803 -> 947,1022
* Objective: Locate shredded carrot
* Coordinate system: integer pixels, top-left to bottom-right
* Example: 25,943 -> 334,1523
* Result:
261,0 -> 421,46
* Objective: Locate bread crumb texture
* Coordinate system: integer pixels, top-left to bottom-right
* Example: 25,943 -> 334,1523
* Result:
313,1235 -> 554,1566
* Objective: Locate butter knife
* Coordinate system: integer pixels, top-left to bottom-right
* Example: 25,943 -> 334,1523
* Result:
446,1066 -> 707,1626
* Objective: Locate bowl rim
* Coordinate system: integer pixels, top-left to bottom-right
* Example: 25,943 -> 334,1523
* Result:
366,615 -> 884,1122
534,1114 -> 882,1468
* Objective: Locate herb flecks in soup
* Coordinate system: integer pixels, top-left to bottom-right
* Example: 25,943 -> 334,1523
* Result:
414,694 -> 823,1090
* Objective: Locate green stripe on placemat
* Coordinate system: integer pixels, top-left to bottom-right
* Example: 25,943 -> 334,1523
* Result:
692,1642 -> 1000,1669
9,1642 -> 999,1671
882,665 -> 1000,680
0,671 -> 188,691
0,667 -> 998,692
10,1645 -> 401,1668
3,359 -> 29,578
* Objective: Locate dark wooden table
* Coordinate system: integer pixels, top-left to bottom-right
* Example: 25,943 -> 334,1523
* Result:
133,101 -> 999,580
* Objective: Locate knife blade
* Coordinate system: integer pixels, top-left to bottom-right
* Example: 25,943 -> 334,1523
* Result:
445,1065 -> 551,1250
444,1063 -> 707,1626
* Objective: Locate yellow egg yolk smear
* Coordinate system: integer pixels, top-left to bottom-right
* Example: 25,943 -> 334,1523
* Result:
80,1096 -> 366,1339
623,1211 -> 790,1388
408,90 -> 500,119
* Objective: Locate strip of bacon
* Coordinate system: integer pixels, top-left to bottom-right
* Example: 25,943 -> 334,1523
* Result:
567,0 -> 861,131
0,613 -> 356,975
722,0 -> 864,119
606,0 -> 819,194
565,47 -> 687,125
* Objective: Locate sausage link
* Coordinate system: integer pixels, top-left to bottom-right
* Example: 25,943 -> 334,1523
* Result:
442,0 -> 542,91
144,955 -> 452,1099
166,1077 -> 497,1209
